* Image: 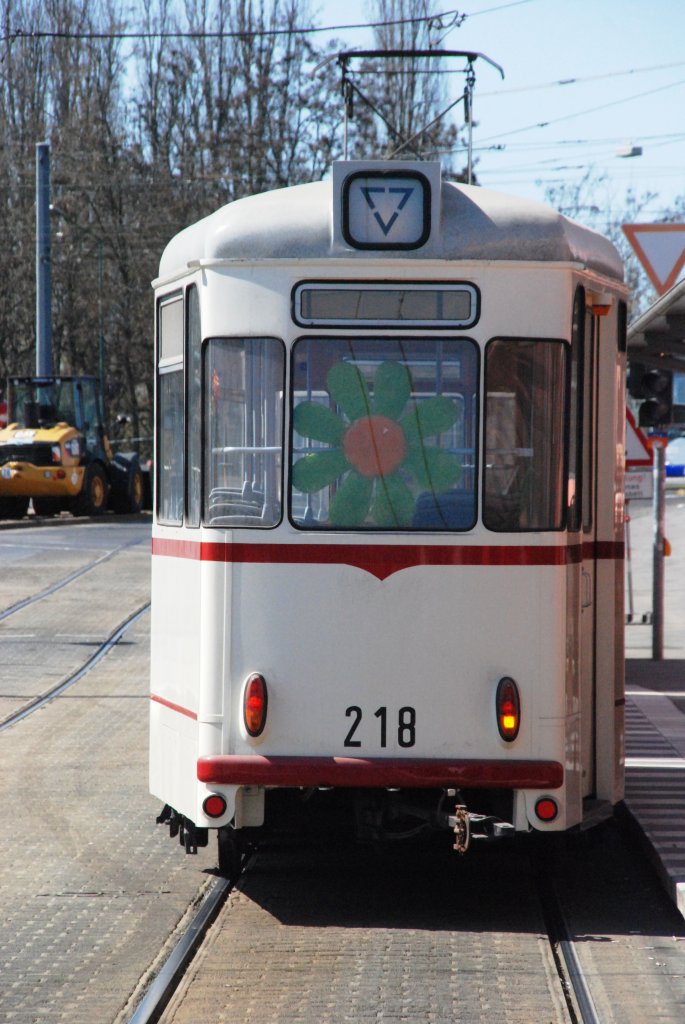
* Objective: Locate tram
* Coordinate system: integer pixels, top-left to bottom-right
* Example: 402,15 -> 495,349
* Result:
150,160 -> 627,868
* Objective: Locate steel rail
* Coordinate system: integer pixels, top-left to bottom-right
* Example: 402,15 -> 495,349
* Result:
0,601 -> 150,733
0,537 -> 144,623
534,850 -> 601,1024
127,876 -> 232,1024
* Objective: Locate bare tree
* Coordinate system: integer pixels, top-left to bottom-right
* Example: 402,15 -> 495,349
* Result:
340,0 -> 461,172
544,169 -> 660,316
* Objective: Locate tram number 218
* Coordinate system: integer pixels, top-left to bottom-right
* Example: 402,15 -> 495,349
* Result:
344,705 -> 417,748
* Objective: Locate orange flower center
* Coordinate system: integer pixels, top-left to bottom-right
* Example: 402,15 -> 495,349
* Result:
342,415 -> 407,478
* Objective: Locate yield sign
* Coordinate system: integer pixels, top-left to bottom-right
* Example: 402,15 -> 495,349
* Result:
626,407 -> 653,467
622,223 -> 685,295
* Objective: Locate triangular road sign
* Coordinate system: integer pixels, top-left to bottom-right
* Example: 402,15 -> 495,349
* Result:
622,223 -> 685,295
626,407 -> 653,467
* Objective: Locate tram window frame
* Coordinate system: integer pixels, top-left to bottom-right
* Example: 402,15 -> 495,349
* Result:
582,310 -> 596,535
288,334 -> 479,532
292,281 -> 480,330
483,337 -> 568,533
185,285 -> 202,528
156,293 -> 185,526
202,336 -> 285,529
567,288 -> 585,533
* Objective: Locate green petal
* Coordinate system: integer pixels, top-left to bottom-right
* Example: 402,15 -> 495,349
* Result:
329,472 -> 373,527
292,450 -> 348,493
372,361 -> 411,419
371,474 -> 416,527
327,362 -> 372,422
401,396 -> 459,442
293,402 -> 345,444
405,446 -> 462,492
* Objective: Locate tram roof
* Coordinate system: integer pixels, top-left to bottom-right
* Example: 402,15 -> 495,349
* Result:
158,177 -> 623,282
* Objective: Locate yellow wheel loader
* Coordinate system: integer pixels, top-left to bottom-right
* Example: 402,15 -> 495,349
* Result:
0,375 -> 144,519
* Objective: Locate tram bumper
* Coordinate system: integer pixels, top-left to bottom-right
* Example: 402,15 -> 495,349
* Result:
196,754 -> 564,790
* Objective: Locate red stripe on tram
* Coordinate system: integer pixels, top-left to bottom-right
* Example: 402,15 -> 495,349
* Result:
150,693 -> 198,721
152,536 -> 623,581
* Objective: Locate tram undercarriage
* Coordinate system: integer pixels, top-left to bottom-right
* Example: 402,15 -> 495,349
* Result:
156,785 -> 519,874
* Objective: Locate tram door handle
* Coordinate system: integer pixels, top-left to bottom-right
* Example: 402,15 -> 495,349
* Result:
581,569 -> 593,609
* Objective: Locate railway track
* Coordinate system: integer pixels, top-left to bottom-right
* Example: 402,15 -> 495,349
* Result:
125,815 -> 668,1024
0,523 -> 151,729
0,533 -> 144,623
0,600 -> 150,733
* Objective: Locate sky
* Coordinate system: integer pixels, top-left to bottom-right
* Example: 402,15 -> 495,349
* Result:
312,0 -> 685,223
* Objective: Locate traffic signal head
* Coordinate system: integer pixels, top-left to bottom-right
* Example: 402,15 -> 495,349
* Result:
628,363 -> 672,427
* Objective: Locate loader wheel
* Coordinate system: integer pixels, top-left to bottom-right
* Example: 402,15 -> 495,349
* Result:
0,496 -> 29,519
110,457 -> 144,514
128,466 -> 144,513
71,463 -> 109,517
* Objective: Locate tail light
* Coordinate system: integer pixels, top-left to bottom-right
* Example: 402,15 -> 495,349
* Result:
496,676 -> 520,741
243,673 -> 268,737
203,793 -> 227,819
535,797 -> 559,822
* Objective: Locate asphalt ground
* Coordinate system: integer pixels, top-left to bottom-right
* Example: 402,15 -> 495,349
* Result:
0,520 -> 217,1024
2,507 -> 685,1021
624,492 -> 685,919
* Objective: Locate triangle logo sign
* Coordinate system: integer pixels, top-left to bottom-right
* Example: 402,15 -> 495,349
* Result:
360,186 -> 414,237
622,223 -> 685,295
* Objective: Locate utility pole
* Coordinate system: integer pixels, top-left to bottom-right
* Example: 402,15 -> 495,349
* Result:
36,141 -> 53,377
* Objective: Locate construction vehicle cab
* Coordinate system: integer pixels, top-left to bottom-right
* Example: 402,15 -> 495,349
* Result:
0,375 -> 144,519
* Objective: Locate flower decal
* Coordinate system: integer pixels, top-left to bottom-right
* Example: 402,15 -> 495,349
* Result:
292,360 -> 462,527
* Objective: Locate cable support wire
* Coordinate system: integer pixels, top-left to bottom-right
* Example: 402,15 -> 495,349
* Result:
477,77 -> 685,144
0,9 -> 466,44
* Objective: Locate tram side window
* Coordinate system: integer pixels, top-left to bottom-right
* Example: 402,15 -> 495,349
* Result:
484,339 -> 567,532
157,296 -> 184,525
204,338 -> 284,528
290,336 -> 478,531
186,286 -> 201,527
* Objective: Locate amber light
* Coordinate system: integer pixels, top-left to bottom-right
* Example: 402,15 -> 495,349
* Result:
203,793 -> 227,819
243,673 -> 268,737
535,797 -> 559,822
496,676 -> 521,742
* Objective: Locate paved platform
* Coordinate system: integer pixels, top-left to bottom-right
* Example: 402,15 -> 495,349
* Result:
624,493 -> 685,919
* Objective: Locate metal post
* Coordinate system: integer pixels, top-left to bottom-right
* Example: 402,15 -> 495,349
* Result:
35,141 -> 53,376
652,443 -> 666,660
98,239 -> 106,422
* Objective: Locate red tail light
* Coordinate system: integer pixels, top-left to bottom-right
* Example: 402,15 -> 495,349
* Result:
203,793 -> 227,819
535,797 -> 559,822
243,673 -> 268,737
496,676 -> 520,741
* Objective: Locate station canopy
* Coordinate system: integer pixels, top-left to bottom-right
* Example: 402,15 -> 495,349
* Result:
628,277 -> 685,373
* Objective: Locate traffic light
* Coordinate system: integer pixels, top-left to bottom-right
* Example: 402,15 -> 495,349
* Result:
627,362 -> 672,428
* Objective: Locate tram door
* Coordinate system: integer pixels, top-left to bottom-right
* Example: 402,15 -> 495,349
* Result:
579,301 -> 598,798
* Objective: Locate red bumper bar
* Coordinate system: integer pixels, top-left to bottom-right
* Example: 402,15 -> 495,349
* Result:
197,755 -> 563,790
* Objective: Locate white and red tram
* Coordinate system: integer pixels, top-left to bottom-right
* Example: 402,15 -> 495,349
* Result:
150,160 -> 627,866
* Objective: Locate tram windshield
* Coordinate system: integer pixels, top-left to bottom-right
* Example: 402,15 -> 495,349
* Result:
290,337 -> 478,531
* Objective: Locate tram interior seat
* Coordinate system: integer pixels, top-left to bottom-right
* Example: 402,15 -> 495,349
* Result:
412,489 -> 476,530
207,487 -> 264,526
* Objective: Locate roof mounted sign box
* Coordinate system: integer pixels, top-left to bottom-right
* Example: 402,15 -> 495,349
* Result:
333,161 -> 442,252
